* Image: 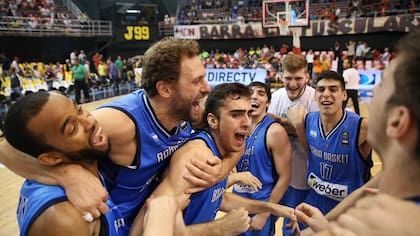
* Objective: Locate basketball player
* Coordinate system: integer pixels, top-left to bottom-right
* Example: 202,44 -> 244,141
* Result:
130,83 -> 297,236
287,70 -> 372,216
4,91 -> 127,236
267,54 -> 318,235
0,38 -> 235,224
231,81 -> 292,235
293,29 -> 420,235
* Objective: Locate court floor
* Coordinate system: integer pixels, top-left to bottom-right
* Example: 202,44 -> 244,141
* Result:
0,98 -> 380,235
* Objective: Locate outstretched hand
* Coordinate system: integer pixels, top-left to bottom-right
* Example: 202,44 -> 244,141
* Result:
295,203 -> 329,233
230,171 -> 262,191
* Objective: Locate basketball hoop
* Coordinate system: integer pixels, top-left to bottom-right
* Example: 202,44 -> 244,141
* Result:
277,20 -> 289,35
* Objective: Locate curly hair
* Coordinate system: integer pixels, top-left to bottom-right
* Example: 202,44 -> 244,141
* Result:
141,37 -> 200,97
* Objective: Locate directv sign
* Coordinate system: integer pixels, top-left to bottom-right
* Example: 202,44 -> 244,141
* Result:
206,69 -> 267,88
358,69 -> 382,101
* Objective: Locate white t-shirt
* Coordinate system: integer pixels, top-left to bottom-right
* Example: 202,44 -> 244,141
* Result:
268,86 -> 318,189
306,54 -> 314,64
343,68 -> 360,90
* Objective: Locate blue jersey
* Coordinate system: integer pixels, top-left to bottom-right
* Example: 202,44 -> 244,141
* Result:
98,89 -> 193,225
17,177 -> 126,236
183,131 -> 227,225
407,196 -> 420,205
304,110 -> 371,214
233,115 -> 278,201
233,115 -> 279,236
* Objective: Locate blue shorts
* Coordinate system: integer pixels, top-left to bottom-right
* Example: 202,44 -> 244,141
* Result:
280,186 -> 309,236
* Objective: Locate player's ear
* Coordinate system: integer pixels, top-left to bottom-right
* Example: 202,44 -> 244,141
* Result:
207,113 -> 218,129
155,80 -> 172,98
37,152 -> 65,166
386,106 -> 411,139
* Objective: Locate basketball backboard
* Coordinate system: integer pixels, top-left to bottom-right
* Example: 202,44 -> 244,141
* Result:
262,0 -> 309,28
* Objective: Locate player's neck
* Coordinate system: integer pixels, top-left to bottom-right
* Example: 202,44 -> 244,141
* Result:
379,150 -> 420,199
251,113 -> 265,129
79,160 -> 100,179
149,96 -> 182,131
320,109 -> 344,135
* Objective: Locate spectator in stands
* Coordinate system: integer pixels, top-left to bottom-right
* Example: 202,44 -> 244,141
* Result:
342,58 -> 361,115
115,56 -> 123,80
332,41 -> 343,74
0,53 -> 11,76
280,44 -> 289,55
97,60 -> 108,86
346,40 -> 356,63
381,47 -> 391,67
355,41 -> 366,60
306,49 -> 314,79
64,59 -> 72,81
70,50 -> 77,65
32,64 -> 41,79
9,67 -> 22,99
78,50 -> 87,64
43,64 -> 56,91
71,57 -> 89,104
10,56 -> 20,73
107,57 -> 119,95
321,54 -> 330,72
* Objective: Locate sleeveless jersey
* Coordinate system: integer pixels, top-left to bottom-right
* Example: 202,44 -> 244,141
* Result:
407,196 -> 420,205
17,173 -> 126,236
268,87 -> 319,236
232,115 -> 279,236
183,131 -> 227,225
268,86 -> 318,189
305,110 -> 371,214
233,115 -> 277,201
98,89 -> 194,225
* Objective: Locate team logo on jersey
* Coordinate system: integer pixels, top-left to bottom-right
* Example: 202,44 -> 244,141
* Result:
211,186 -> 226,203
309,129 -> 317,138
232,183 -> 258,193
308,173 -> 348,201
17,196 -> 28,220
341,131 -> 349,146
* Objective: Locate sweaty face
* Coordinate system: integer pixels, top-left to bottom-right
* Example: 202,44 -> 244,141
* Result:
27,93 -> 110,161
170,56 -> 210,123
368,58 -> 398,154
315,79 -> 347,118
212,97 -> 252,155
282,68 -> 309,101
249,86 -> 269,119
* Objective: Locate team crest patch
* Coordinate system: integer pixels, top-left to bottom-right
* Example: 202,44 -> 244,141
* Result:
341,131 -> 349,146
310,129 -> 317,138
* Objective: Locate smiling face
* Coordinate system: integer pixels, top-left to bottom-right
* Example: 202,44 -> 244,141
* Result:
27,93 -> 110,161
170,56 -> 210,123
282,67 -> 309,101
315,78 -> 347,118
249,84 -> 270,120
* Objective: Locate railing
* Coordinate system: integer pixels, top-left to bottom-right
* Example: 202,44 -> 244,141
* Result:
55,0 -> 85,19
0,16 -> 112,37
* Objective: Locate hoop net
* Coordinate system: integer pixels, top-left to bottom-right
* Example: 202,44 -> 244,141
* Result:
277,20 -> 289,35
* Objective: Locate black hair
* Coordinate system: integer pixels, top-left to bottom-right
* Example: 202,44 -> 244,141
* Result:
204,83 -> 251,128
248,81 -> 271,102
316,70 -> 345,90
4,91 -> 54,157
387,29 -> 420,157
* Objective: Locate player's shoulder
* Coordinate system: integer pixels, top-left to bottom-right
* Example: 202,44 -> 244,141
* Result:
29,201 -> 91,235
